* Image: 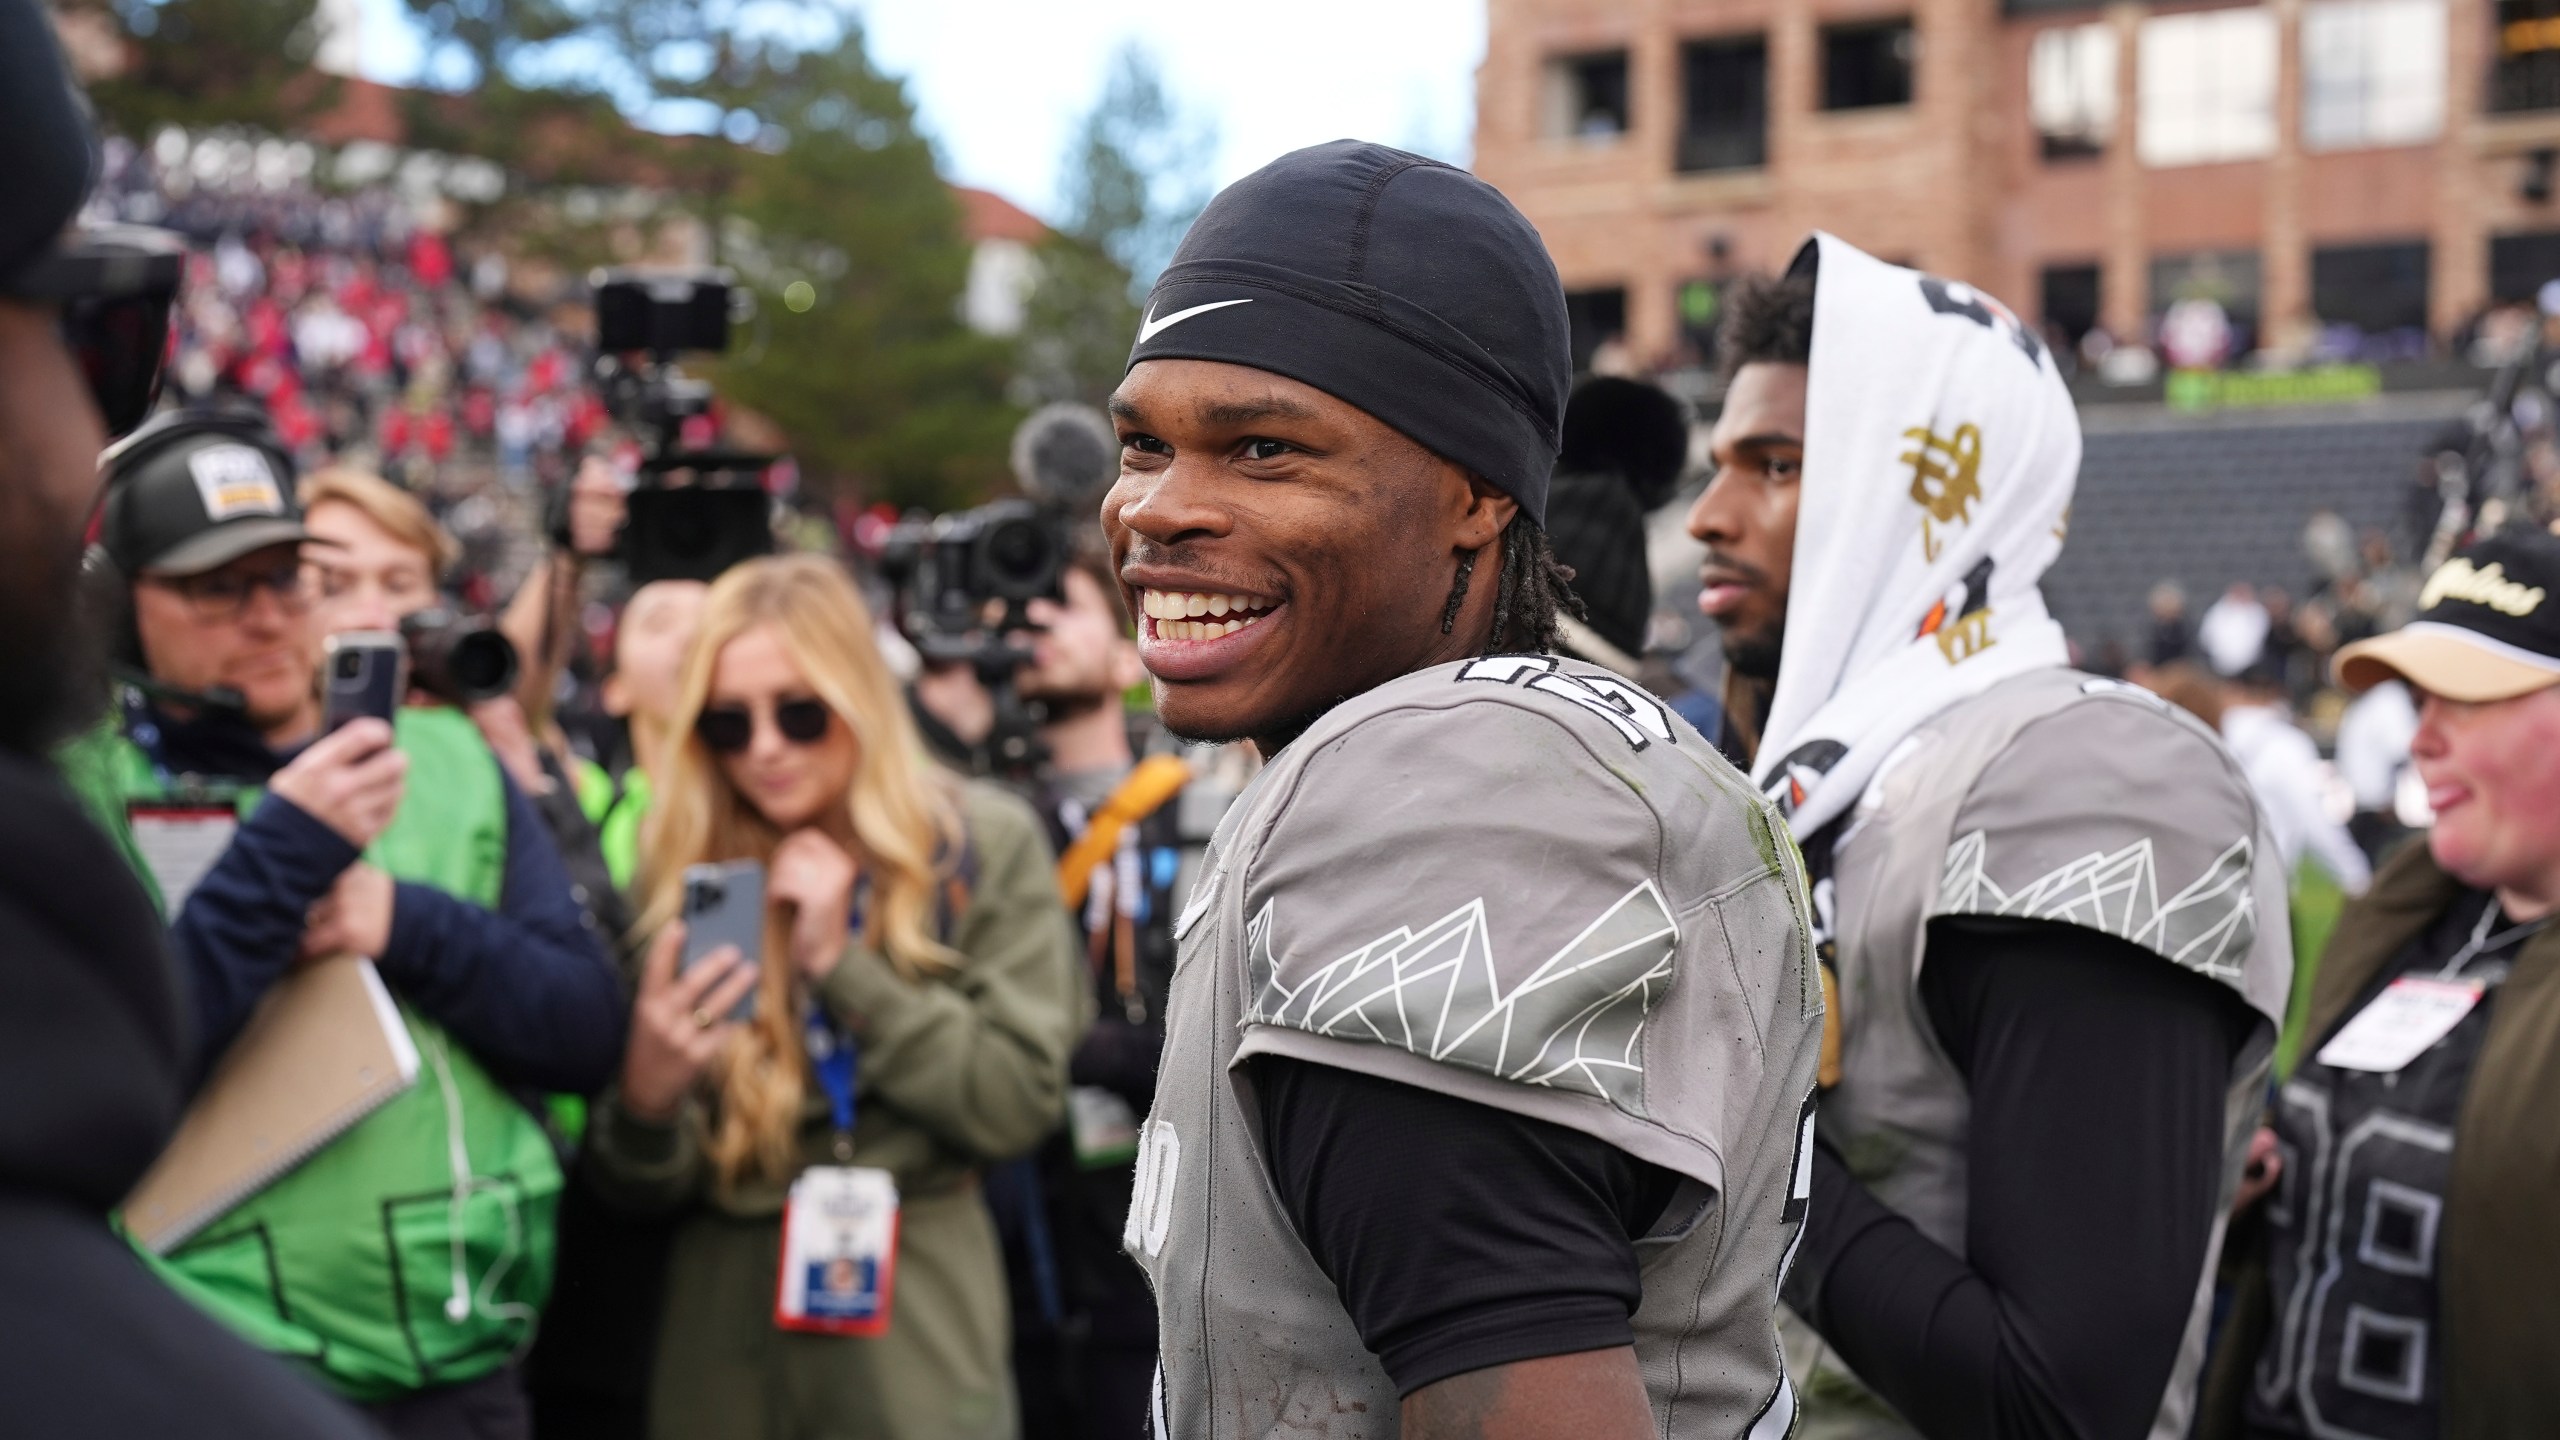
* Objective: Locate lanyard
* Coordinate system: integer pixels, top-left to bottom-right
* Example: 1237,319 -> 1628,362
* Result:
806,874 -> 872,1162
806,1009 -> 860,1162
2433,902 -> 2553,981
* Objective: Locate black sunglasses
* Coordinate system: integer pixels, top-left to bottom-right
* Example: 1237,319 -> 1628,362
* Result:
3,226 -> 185,440
696,696 -> 833,754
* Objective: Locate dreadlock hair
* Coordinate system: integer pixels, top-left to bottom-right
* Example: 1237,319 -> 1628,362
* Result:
1481,516 -> 1583,656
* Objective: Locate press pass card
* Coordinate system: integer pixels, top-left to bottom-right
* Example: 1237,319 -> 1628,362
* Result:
2315,976 -> 2485,1074
775,1166 -> 898,1336
128,803 -> 239,915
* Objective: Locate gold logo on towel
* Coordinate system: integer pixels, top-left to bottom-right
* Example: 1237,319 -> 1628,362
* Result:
1934,610 -> 1996,664
1900,422 -> 1984,563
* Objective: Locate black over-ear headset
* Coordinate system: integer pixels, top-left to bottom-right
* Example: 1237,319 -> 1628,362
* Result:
83,407 -> 300,712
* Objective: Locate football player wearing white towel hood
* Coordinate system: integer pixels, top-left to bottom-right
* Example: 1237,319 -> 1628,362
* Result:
1685,235 -> 2293,1440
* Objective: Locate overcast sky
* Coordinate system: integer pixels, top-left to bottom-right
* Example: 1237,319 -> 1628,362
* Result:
349,0 -> 1486,222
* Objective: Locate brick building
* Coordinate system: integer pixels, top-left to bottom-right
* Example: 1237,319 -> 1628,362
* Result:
1475,0 -> 2560,371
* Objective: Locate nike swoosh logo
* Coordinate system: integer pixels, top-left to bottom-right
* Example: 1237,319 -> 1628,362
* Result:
1137,298 -> 1252,345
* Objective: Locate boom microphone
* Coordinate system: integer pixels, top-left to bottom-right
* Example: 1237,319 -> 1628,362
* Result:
1010,403 -> 1119,512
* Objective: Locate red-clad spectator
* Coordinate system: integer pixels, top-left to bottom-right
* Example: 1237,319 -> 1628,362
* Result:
525,347 -> 564,396
409,228 -> 452,289
421,406 -> 454,463
462,384 -> 496,439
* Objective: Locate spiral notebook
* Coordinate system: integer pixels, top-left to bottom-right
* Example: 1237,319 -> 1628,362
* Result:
122,956 -> 419,1253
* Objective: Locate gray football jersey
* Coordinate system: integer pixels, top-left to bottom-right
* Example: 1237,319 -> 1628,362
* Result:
1788,668 -> 2291,1440
1126,655 -> 1825,1440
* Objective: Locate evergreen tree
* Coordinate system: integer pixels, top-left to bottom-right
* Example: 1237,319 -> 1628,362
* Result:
83,0 -> 339,136
690,27 -> 1015,510
1018,43 -> 1213,407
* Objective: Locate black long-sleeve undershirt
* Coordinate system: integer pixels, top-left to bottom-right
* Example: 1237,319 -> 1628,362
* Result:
1253,1057 -> 1681,1396
1785,914 -> 2259,1440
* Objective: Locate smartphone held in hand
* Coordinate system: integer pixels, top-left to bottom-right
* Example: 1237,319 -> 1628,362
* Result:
681,860 -> 765,1024
321,631 -> 406,734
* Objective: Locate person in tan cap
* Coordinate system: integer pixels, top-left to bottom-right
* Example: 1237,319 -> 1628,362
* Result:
2203,526 -> 2560,1440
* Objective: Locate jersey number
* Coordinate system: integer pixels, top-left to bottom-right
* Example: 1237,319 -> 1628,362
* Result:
1123,1120 -> 1181,1258
1457,655 -> 1676,750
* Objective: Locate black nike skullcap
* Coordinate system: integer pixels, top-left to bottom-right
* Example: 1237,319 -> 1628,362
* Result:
1127,140 -> 1571,526
0,0 -> 100,292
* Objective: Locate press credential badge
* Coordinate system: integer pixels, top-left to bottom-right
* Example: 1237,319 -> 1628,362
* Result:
775,1165 -> 898,1335
128,803 -> 239,914
2315,977 -> 2485,1074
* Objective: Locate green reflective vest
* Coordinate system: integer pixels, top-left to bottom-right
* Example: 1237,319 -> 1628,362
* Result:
75,707 -> 563,1402
576,762 -> 650,895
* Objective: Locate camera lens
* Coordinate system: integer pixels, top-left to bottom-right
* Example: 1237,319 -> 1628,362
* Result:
446,629 -> 520,700
980,513 -> 1058,599
334,650 -> 364,681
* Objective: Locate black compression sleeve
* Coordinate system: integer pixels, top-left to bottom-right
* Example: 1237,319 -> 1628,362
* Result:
1250,1055 -> 1680,1396
1788,915 -> 2255,1440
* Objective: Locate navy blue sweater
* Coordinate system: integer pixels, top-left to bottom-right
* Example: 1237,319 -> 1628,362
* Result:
148,705 -> 626,1096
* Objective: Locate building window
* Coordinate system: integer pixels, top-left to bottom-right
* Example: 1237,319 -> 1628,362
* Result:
2138,8 -> 2278,166
2489,230 -> 2560,301
1822,19 -> 1917,111
2494,0 -> 2560,111
2030,24 -> 2118,159
1680,36 -> 1769,172
1565,287 -> 1628,372
2040,263 -> 2103,351
2311,241 -> 2431,340
2152,250 -> 2264,364
1543,51 -> 1632,141
2303,0 -> 2446,150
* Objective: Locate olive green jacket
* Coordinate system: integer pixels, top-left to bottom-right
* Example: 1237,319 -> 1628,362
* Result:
2202,838 -> 2560,1439
587,780 -> 1089,1212
582,781 -> 1086,1439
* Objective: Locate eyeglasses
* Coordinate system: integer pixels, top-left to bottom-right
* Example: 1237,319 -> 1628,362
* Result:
696,696 -> 833,754
149,563 -> 311,623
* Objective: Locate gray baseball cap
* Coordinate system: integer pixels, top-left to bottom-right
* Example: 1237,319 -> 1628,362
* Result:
95,412 -> 313,577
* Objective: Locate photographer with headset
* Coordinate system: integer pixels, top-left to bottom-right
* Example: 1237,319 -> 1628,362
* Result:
0,3 -> 372,1432
63,408 -> 625,1439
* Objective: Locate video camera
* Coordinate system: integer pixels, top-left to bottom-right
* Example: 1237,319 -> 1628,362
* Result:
878,402 -> 1120,658
587,268 -> 775,585
877,500 -> 1068,654
874,404 -> 1120,779
400,608 -> 521,705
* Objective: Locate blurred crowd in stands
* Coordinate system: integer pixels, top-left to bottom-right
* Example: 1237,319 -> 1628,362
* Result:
85,132 -> 610,612
2109,510 -> 2418,718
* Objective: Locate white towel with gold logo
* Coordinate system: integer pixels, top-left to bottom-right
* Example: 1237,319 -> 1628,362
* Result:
1752,233 -> 2079,839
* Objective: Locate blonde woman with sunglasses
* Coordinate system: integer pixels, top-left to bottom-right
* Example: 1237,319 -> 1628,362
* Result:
584,555 -> 1086,1440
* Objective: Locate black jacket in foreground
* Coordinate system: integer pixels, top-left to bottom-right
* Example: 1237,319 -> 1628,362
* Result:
0,750 -> 377,1438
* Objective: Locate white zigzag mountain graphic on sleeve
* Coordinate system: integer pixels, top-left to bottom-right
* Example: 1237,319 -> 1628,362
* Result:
1937,831 -> 2258,984
1244,882 -> 1679,1113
